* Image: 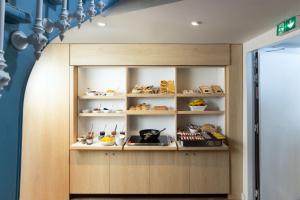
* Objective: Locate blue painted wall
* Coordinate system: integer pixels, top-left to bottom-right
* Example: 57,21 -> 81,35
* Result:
0,1 -> 118,199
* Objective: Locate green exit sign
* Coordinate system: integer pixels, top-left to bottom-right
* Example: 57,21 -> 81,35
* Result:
277,16 -> 299,36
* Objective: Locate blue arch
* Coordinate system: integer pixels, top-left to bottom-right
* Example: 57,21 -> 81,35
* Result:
0,1 -> 118,199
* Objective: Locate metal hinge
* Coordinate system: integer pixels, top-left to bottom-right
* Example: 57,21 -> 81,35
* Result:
254,123 -> 259,135
255,189 -> 260,199
254,73 -> 259,84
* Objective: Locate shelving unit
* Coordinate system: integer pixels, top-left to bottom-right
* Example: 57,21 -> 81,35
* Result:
79,95 -> 126,100
177,111 -> 225,115
79,113 -> 126,117
127,93 -> 175,98
127,110 -> 176,115
71,66 -> 226,150
176,93 -> 225,98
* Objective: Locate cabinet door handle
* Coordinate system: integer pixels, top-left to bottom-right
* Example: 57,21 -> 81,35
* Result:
185,153 -> 189,156
112,153 -> 115,156
105,152 -> 108,156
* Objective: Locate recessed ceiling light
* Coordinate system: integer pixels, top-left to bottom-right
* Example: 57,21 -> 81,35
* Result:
97,22 -> 106,27
191,21 -> 202,26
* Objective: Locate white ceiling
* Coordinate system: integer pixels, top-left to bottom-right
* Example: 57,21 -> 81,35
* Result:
54,0 -> 300,44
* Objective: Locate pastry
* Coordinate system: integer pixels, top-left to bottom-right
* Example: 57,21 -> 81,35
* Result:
167,80 -> 175,94
211,85 -> 224,94
200,124 -> 217,133
130,103 -> 150,111
153,106 -> 168,110
131,85 -> 143,94
160,80 -> 168,93
129,106 -> 136,110
199,86 -> 212,94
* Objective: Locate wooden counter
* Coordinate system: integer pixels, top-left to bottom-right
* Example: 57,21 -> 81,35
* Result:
70,142 -> 123,151
123,141 -> 177,151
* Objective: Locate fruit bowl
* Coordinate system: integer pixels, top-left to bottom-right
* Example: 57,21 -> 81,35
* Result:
189,105 -> 207,111
99,136 -> 115,146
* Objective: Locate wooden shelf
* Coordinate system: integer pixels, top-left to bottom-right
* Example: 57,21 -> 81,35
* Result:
70,142 -> 123,151
127,93 -> 175,98
123,142 -> 178,151
176,93 -> 225,98
177,110 -> 224,115
177,142 -> 229,151
127,110 -> 176,116
79,113 -> 126,117
79,95 -> 125,100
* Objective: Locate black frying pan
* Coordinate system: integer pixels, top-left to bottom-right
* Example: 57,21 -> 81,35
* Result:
139,128 -> 166,141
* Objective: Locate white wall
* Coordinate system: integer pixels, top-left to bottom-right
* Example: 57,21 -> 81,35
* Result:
243,28 -> 300,200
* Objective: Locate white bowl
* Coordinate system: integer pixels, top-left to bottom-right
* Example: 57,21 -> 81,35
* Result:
85,91 -> 97,96
99,141 -> 115,146
189,105 -> 207,111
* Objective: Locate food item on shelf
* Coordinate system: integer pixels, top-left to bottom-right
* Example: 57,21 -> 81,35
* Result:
182,89 -> 200,94
153,105 -> 169,111
81,109 -> 92,113
160,80 -> 168,93
77,136 -> 86,144
86,132 -> 94,145
131,85 -> 143,94
177,124 -> 224,147
100,136 -> 114,142
99,136 -> 115,146
103,108 -> 111,113
85,88 -> 97,96
106,89 -> 115,96
211,85 -> 224,94
111,124 -> 118,137
115,109 -> 123,113
92,108 -> 101,113
131,85 -> 159,94
120,131 -> 126,135
189,99 -> 205,106
200,123 -> 217,133
167,80 -> 175,94
212,132 -> 226,140
99,131 -> 105,139
129,103 -> 150,111
189,99 -> 207,111
199,86 -> 212,94
143,85 -> 154,94
188,124 -> 199,133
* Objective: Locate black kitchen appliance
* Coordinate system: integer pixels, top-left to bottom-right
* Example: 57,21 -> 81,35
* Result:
139,128 -> 166,141
127,135 -> 170,146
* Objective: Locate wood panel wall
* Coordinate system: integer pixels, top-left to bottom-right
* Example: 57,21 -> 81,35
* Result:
226,45 -> 243,200
21,43 -> 243,200
20,44 -> 70,200
70,44 -> 230,66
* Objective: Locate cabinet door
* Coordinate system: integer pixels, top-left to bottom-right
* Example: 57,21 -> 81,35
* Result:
149,152 -> 190,194
190,151 -> 229,194
110,152 -> 150,194
70,151 -> 110,194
